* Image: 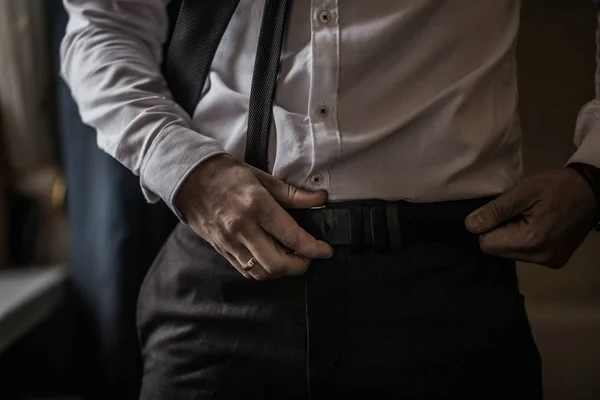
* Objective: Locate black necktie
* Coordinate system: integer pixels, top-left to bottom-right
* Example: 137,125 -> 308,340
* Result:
165,0 -> 292,172
165,0 -> 241,115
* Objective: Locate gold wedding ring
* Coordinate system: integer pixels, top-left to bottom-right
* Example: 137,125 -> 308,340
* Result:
242,256 -> 258,272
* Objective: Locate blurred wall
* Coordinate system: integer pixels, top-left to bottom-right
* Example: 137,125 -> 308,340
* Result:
517,1 -> 600,399
0,0 -> 66,265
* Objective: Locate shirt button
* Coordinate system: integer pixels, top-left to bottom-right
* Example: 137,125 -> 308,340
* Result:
318,10 -> 333,25
315,104 -> 330,119
310,174 -> 323,185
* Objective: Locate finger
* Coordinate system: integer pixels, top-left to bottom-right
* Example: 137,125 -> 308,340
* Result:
258,198 -> 334,259
240,228 -> 312,277
489,251 -> 546,266
254,170 -> 328,209
228,247 -> 272,281
465,187 -> 538,234
222,253 -> 253,280
506,253 -> 570,269
478,219 -> 542,256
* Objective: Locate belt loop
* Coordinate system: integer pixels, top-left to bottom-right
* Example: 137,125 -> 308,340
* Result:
369,205 -> 390,252
386,202 -> 403,251
349,205 -> 364,252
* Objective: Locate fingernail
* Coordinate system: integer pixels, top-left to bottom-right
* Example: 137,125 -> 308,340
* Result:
466,212 -> 485,231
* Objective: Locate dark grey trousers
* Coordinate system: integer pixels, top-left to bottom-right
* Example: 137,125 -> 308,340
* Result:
137,221 -> 542,399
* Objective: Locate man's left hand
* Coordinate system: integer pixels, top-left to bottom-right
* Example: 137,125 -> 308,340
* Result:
465,168 -> 598,268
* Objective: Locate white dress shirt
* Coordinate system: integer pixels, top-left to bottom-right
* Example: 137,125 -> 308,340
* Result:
61,0 -> 600,216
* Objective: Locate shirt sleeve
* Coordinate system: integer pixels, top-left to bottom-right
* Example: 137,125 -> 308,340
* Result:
569,9 -> 600,168
60,0 -> 227,217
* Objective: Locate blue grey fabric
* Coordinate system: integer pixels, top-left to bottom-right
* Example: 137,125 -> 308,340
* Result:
51,2 -> 177,398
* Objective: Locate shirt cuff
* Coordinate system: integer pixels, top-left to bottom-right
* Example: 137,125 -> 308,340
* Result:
140,123 -> 228,221
568,101 -> 600,168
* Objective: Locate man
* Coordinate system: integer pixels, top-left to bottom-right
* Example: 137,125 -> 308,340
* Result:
61,0 -> 600,398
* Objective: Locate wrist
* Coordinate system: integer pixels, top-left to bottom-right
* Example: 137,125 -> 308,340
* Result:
174,154 -> 234,222
567,162 -> 600,231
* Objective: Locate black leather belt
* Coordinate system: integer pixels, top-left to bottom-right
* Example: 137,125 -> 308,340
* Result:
288,197 -> 495,252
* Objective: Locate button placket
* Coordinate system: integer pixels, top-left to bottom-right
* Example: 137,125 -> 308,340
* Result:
308,0 -> 340,193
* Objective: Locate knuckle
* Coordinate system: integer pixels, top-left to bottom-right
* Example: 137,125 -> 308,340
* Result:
280,230 -> 300,249
300,256 -> 311,267
247,184 -> 265,199
489,201 -> 504,219
238,195 -> 261,214
523,229 -> 537,245
286,183 -> 299,200
525,229 -> 545,248
287,258 -> 311,276
263,263 -> 284,277
254,273 -> 271,282
490,201 -> 502,215
296,262 -> 310,275
478,236 -> 493,253
222,216 -> 245,237
241,272 -> 254,280
212,243 -> 226,256
214,231 -> 230,247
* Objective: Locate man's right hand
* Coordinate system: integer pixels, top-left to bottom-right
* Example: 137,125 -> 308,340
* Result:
174,154 -> 334,280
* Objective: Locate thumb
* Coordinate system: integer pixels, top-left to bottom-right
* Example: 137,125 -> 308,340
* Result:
256,172 -> 328,209
465,189 -> 532,234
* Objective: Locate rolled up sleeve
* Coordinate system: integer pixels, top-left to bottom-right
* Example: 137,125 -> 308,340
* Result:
60,0 -> 227,216
569,10 -> 600,168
